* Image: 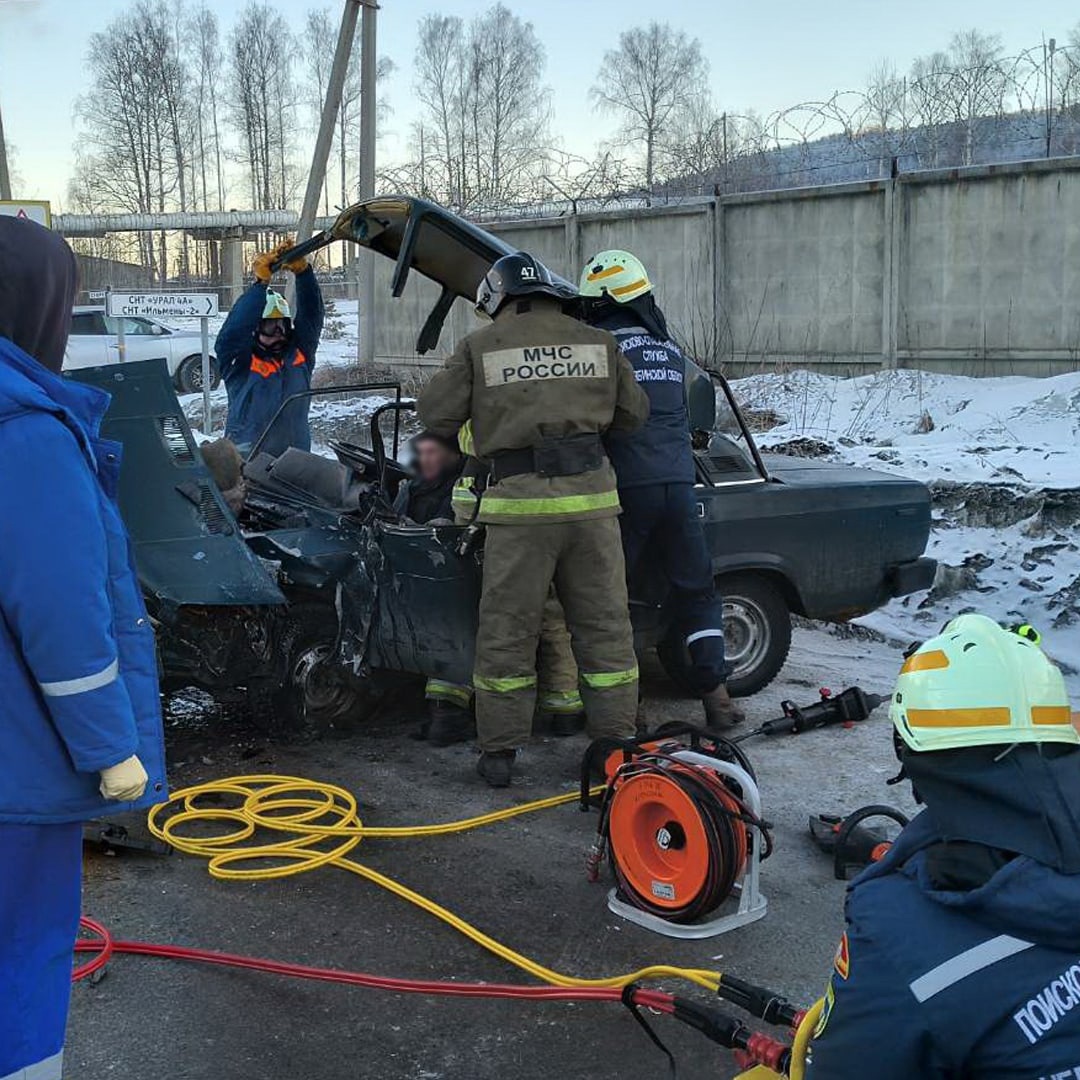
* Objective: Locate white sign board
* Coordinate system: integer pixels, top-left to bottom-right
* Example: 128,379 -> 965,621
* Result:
0,200 -> 52,227
107,292 -> 219,319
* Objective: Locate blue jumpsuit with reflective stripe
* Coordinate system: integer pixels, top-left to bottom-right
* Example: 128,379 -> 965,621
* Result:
0,337 -> 166,1079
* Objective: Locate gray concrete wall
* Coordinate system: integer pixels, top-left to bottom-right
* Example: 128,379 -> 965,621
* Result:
332,157 -> 1080,378
898,163 -> 1080,373
721,183 -> 887,373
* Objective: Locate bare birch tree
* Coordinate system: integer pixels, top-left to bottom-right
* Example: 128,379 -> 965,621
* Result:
409,4 -> 550,210
227,0 -> 295,211
590,22 -> 709,191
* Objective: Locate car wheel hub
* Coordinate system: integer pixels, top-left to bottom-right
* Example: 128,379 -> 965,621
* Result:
723,597 -> 770,680
292,644 -> 355,719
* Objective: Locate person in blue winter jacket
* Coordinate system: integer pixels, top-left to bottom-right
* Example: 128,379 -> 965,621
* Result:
579,250 -> 743,729
807,615 -> 1080,1079
0,216 -> 167,1079
215,237 -> 325,457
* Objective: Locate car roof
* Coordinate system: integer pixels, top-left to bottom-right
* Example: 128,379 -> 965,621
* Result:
72,305 -> 106,314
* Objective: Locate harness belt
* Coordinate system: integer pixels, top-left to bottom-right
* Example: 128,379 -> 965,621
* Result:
490,433 -> 605,482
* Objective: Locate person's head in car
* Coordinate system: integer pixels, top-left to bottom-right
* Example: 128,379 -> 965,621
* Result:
412,431 -> 461,483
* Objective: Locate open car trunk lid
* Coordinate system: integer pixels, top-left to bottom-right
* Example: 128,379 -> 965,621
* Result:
325,196 -> 576,353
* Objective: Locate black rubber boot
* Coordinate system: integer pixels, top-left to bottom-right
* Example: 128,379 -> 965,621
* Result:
547,711 -> 586,737
427,701 -> 476,747
702,684 -> 746,730
477,750 -> 516,788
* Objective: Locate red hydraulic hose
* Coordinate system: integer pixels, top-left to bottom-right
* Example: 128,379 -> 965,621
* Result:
73,916 -> 675,1012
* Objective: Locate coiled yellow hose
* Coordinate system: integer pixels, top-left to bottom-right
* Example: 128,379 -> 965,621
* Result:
148,774 -> 724,995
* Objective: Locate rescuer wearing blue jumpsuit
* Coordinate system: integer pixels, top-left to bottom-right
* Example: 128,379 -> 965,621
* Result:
807,615 -> 1080,1079
579,250 -> 743,728
0,217 -> 167,1080
215,239 -> 325,457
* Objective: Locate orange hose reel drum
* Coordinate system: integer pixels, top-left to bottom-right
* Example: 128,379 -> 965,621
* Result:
607,763 -> 750,922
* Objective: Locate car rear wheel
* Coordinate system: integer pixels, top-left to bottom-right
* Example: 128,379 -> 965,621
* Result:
175,353 -> 221,394
656,572 -> 792,699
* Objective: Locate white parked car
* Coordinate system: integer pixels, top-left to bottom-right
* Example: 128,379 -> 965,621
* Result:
64,306 -> 221,392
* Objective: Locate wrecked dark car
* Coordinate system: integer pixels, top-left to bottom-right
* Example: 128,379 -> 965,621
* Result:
70,196 -> 935,723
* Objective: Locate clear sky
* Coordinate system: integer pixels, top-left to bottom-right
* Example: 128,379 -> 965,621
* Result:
0,0 -> 1075,206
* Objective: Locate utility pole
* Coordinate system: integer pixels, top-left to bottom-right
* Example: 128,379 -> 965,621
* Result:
0,95 -> 12,201
357,0 -> 377,367
295,1 -> 362,248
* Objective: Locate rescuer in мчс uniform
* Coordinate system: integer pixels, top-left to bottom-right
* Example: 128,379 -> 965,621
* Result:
579,250 -> 743,729
807,615 -> 1080,1079
418,252 -> 649,787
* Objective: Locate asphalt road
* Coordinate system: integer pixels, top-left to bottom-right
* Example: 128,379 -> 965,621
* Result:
68,625 -> 915,1080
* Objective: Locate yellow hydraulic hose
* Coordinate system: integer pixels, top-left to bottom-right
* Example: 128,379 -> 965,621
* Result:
148,774 -> 723,994
787,997 -> 825,1080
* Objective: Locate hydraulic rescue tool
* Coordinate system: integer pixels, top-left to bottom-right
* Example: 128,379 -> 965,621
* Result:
581,726 -> 771,939
808,803 -> 910,880
733,685 -> 883,743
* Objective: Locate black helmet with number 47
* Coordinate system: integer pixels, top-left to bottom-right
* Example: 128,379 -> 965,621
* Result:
475,252 -> 577,318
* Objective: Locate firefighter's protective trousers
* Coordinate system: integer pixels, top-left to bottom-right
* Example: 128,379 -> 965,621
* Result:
473,518 -> 638,751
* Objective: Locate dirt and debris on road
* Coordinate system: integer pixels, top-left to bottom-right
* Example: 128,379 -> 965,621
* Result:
69,624 -> 914,1080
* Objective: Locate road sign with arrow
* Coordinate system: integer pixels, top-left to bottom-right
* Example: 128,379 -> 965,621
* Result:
106,292 -> 219,319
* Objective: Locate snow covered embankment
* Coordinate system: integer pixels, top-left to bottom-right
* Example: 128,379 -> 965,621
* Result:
732,369 -> 1080,690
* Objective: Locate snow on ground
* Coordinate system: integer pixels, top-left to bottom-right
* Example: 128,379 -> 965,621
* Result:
732,369 -> 1080,694
736,367 -> 1080,488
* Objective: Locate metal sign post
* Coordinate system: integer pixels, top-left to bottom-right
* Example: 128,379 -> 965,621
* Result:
105,291 -> 220,436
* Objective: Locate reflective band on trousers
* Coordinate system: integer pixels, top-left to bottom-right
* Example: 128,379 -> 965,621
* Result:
480,491 -> 620,517
540,690 -> 584,714
909,934 -> 1034,1003
1,1050 -> 64,1080
39,659 -> 119,698
686,629 -> 724,646
426,680 -> 473,706
473,674 -> 538,694
581,666 -> 639,689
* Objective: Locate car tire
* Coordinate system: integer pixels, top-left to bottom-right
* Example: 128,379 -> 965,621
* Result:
175,353 -> 221,394
274,602 -> 373,731
656,572 -> 792,699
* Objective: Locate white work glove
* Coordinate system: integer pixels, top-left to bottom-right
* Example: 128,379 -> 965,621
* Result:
99,755 -> 149,801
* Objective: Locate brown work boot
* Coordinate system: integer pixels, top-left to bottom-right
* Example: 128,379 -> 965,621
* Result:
477,750 -> 516,788
702,684 -> 745,730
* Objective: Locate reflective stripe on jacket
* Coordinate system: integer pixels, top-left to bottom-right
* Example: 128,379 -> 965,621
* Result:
417,299 -> 648,525
807,811 -> 1080,1079
0,337 -> 166,823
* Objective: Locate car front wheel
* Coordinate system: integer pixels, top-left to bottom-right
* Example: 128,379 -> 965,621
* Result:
656,572 -> 793,699
175,353 -> 221,394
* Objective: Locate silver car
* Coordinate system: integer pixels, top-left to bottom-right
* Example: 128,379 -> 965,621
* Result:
64,306 -> 221,392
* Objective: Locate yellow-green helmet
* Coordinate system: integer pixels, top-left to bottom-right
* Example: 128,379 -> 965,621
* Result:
579,250 -> 652,303
890,613 -> 1077,753
262,288 -> 291,321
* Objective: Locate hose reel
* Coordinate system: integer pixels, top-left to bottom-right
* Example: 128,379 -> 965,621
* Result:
582,726 -> 771,939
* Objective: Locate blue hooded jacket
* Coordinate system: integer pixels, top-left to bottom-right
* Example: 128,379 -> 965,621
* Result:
0,336 -> 167,822
807,804 -> 1080,1079
215,268 -> 325,456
